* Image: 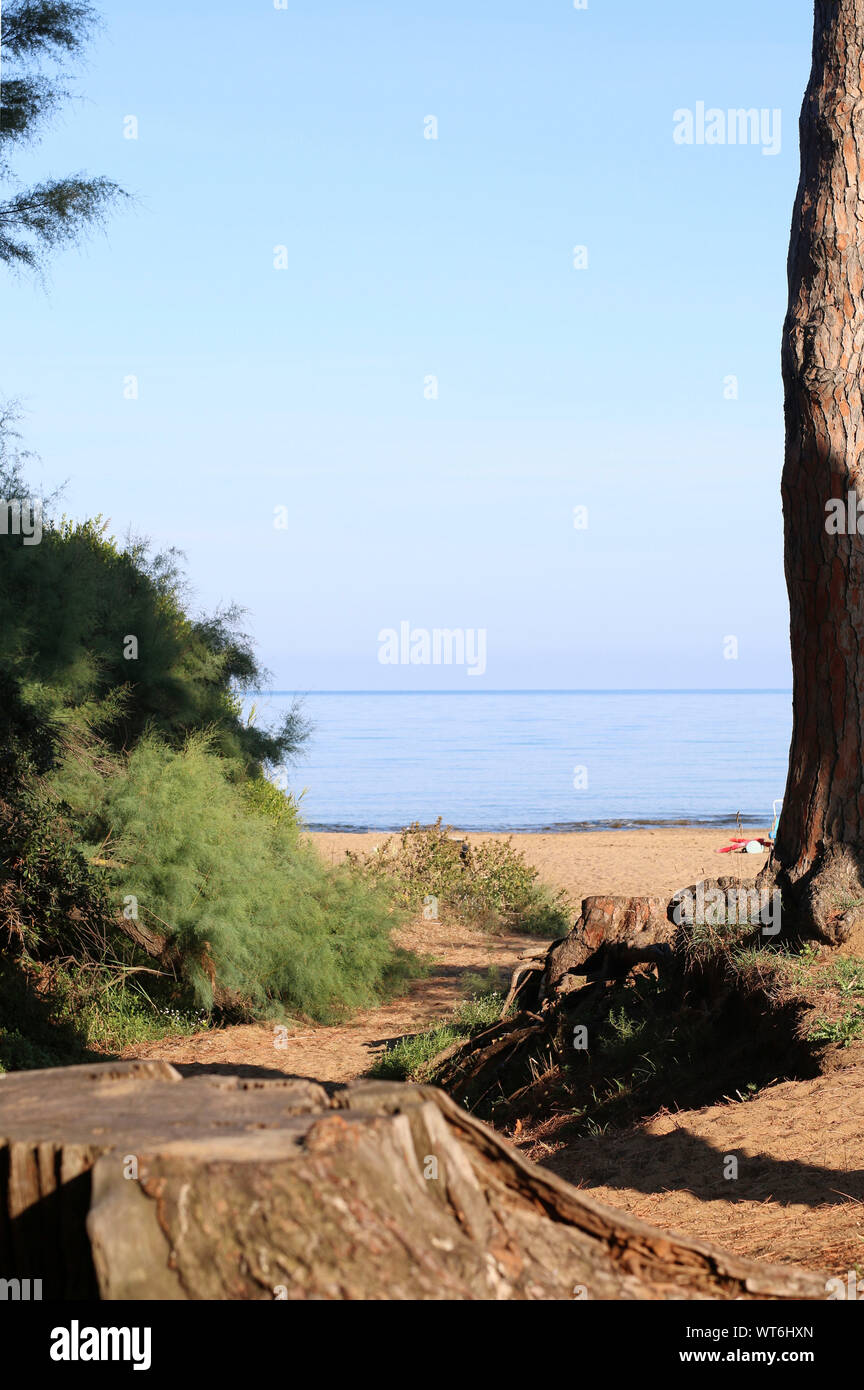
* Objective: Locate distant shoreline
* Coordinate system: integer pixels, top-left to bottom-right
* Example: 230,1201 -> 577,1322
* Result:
303,816 -> 769,834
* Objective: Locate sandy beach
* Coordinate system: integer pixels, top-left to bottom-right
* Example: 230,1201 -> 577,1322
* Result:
307,825 -> 769,906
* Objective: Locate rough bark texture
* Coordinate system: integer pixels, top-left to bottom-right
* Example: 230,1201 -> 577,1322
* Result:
426,885 -> 807,1131
776,0 -> 864,940
0,1060 -> 824,1301
541,895 -> 673,997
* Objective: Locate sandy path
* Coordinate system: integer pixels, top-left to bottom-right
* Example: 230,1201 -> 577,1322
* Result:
127,917 -> 541,1086
130,826 -> 764,1083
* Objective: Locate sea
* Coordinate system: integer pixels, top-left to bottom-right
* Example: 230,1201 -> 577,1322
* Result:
249,691 -> 792,834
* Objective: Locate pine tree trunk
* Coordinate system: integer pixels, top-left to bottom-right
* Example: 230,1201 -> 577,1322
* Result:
774,0 -> 864,941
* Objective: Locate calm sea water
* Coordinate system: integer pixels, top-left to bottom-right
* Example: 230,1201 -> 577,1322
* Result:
252,692 -> 792,833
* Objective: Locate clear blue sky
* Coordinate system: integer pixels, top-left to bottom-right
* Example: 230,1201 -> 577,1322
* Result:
1,0 -> 812,689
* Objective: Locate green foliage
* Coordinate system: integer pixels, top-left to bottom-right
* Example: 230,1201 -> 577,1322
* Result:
0,2 -> 127,273
0,1027 -> 65,1073
0,441 -> 307,776
241,772 -> 303,830
0,414 -> 419,1041
0,957 -> 95,1071
807,954 -> 864,995
0,178 -> 126,271
347,819 -> 570,936
808,1007 -> 864,1047
71,980 -> 210,1052
598,1004 -> 648,1053
0,956 -> 209,1071
2,2 -> 97,59
730,946 -> 864,1049
0,778 -> 115,958
371,991 -> 505,1081
53,734 -> 418,1021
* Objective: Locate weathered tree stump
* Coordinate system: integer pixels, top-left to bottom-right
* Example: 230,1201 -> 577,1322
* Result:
541,895 -> 673,995
0,1060 -> 824,1300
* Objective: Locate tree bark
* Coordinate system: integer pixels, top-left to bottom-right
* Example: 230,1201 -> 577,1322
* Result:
775,0 -> 864,940
0,1060 -> 825,1300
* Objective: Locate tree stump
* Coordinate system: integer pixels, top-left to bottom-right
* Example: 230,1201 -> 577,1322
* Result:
541,895 -> 674,999
0,1060 -> 825,1300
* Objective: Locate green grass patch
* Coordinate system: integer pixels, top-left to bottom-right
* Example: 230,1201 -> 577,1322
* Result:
0,957 -> 212,1072
72,982 -> 210,1052
370,990 -> 506,1081
808,1007 -> 864,1047
725,944 -> 864,1048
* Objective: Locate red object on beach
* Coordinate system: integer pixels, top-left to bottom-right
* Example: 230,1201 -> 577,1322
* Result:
716,836 -> 772,854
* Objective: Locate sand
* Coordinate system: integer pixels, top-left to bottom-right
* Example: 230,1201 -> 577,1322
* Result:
307,825 -> 768,906
541,1050 -> 864,1277
129,918 -> 540,1086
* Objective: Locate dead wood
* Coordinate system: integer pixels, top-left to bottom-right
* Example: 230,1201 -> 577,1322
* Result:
0,1059 -> 826,1300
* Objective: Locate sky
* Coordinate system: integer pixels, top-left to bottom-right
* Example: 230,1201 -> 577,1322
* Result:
0,0 -> 814,691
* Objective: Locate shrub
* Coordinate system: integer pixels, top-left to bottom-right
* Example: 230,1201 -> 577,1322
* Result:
0,424 -> 420,1045
0,426 -> 309,781
52,734 -> 418,1021
0,956 -> 211,1071
346,819 -> 569,936
0,780 -> 116,959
